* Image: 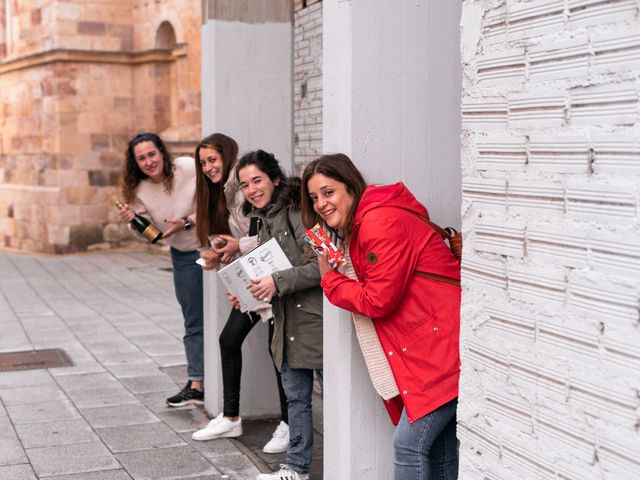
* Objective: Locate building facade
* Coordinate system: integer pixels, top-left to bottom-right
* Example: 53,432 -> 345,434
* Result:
0,0 -> 201,253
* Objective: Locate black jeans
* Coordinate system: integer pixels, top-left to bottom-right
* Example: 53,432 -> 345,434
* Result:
219,309 -> 288,421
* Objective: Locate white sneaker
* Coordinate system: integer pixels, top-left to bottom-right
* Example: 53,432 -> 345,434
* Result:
262,421 -> 290,453
256,464 -> 309,480
192,415 -> 242,441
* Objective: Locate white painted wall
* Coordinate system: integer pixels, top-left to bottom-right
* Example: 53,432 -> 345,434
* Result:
200,16 -> 293,418
201,20 -> 293,165
459,0 -> 640,478
323,1 -> 462,478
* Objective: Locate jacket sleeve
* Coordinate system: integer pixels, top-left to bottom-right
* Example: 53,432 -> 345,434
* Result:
272,209 -> 321,295
321,213 -> 420,318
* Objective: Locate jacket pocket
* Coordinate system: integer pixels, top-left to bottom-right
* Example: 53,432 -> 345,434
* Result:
399,315 -> 456,392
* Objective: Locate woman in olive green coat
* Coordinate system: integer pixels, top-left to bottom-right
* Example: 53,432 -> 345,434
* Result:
236,150 -> 322,480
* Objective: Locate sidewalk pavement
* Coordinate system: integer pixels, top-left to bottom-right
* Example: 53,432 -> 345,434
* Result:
0,248 -> 322,480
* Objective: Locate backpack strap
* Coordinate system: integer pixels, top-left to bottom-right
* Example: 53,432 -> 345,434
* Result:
404,210 -> 461,287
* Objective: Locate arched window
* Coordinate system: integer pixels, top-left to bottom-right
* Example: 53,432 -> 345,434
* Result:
155,21 -> 176,49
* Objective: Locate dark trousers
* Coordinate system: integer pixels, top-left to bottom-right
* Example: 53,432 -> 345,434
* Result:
170,248 -> 204,381
219,309 -> 288,421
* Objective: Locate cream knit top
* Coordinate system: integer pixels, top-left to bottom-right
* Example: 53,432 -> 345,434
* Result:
343,248 -> 399,400
131,156 -> 199,252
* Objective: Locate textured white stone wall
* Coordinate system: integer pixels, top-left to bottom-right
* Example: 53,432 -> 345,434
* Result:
459,1 -> 640,478
294,1 -> 323,173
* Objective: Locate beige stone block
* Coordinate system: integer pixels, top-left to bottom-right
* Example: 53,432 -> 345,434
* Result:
50,204 -> 82,226
64,185 -> 96,204
0,218 -> 15,237
81,204 -> 108,226
58,169 -> 87,187
47,224 -> 70,245
92,36 -> 121,51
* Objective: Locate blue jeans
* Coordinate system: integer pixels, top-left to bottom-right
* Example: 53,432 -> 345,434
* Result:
393,398 -> 458,480
280,356 -> 322,474
170,248 -> 204,381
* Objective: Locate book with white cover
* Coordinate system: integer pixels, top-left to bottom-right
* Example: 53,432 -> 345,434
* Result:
217,237 -> 293,312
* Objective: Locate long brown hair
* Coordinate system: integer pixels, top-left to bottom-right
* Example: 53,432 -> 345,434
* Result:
301,154 -> 367,241
121,132 -> 174,203
194,133 -> 238,246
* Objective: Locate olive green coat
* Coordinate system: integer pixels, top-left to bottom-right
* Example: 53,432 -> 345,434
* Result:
250,202 -> 323,371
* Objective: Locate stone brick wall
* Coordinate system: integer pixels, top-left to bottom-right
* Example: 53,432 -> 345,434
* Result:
293,0 -> 323,173
459,0 -> 640,478
0,0 -> 200,253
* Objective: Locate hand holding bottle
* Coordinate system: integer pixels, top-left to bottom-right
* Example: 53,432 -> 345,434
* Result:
115,201 -> 162,244
117,203 -> 136,222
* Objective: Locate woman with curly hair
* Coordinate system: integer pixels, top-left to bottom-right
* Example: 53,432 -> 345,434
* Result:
119,131 -> 204,407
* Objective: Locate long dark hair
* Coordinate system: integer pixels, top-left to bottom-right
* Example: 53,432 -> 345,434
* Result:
301,153 -> 367,240
194,133 -> 238,245
121,132 -> 174,203
236,150 -> 289,216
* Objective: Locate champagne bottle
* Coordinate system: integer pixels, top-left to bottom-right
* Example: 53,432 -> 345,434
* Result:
115,201 -> 162,244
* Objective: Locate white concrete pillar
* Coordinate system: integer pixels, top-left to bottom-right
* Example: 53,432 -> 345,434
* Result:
200,0 -> 293,419
322,0 -> 462,477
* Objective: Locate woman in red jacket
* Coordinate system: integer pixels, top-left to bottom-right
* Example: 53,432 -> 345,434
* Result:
301,154 -> 460,480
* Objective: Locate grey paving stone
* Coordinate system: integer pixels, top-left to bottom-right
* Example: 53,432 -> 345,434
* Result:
62,383 -> 139,409
136,390 -> 194,414
0,370 -> 54,389
213,452 -> 261,480
28,330 -> 77,348
151,353 -> 187,367
0,437 -> 28,465
183,434 -> 243,460
96,422 -> 186,453
26,441 -> 120,477
0,384 -> 68,406
99,352 -> 155,367
0,414 -> 13,438
160,365 -> 188,386
115,321 -> 161,336
133,336 -> 184,357
6,399 -> 81,425
0,464 -> 37,480
116,446 -> 220,480
80,404 -> 159,429
0,335 -> 32,352
106,361 -> 162,379
15,418 -> 97,448
158,406 -> 210,433
55,372 -> 116,391
104,312 -> 153,327
46,469 -> 132,480
49,360 -> 105,377
119,374 -> 178,394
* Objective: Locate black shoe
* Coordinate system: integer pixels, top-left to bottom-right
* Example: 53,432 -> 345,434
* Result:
166,381 -> 204,407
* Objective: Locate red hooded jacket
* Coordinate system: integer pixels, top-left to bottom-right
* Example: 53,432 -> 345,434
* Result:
321,183 -> 460,424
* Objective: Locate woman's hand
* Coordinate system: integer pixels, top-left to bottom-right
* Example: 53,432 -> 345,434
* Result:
117,203 -> 135,222
249,275 -> 277,303
213,234 -> 240,263
226,291 -> 241,309
162,218 -> 186,239
199,249 -> 220,271
317,250 -> 332,277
